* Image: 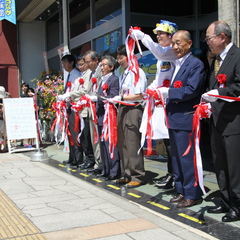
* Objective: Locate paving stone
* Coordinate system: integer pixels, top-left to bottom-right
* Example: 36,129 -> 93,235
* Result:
96,234 -> 133,240
31,210 -> 117,232
128,228 -> 182,240
14,193 -> 79,206
48,197 -> 106,212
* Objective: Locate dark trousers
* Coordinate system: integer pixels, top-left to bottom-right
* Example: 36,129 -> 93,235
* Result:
169,129 -> 202,199
81,117 -> 95,165
117,105 -> 145,183
98,125 -> 120,177
163,139 -> 173,174
67,108 -> 83,164
211,123 -> 240,214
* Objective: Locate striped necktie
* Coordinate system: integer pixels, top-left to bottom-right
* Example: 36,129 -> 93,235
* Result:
214,55 -> 221,77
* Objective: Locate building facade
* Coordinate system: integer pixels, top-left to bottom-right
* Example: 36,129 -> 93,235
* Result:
0,0 -> 239,96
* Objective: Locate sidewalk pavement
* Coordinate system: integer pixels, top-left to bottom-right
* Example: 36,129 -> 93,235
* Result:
0,148 -> 218,240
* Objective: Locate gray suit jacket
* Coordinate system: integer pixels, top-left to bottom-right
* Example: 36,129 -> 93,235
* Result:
87,64 -> 102,119
69,69 -> 91,118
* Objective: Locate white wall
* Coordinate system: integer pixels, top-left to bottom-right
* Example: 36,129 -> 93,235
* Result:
19,21 -> 46,87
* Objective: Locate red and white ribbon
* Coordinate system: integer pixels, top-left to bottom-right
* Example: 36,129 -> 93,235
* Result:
51,100 -> 73,146
125,26 -> 141,87
101,102 -> 118,159
71,98 -> 88,146
182,102 -> 212,195
86,96 -> 98,144
208,94 -> 240,102
139,88 -> 155,156
139,87 -> 170,156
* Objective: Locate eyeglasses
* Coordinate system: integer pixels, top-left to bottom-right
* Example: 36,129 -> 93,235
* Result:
205,34 -> 221,43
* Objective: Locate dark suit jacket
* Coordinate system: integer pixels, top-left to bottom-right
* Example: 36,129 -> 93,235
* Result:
96,74 -> 119,126
209,44 -> 240,136
166,54 -> 205,130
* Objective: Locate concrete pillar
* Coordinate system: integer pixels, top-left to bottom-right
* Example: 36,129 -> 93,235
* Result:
62,0 -> 69,51
218,0 -> 239,46
121,0 -> 130,43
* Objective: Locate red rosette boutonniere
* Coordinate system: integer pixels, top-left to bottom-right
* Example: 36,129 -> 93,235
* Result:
173,80 -> 182,88
163,79 -> 170,88
102,83 -> 108,96
79,78 -> 84,89
91,77 -> 97,92
91,77 -> 97,84
65,81 -> 72,93
79,78 -> 84,85
217,74 -> 226,88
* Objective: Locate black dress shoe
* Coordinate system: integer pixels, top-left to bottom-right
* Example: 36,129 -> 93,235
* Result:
80,163 -> 94,170
207,205 -> 228,214
222,209 -> 240,222
96,173 -> 107,178
70,162 -> 79,168
79,162 -> 86,168
62,160 -> 72,164
87,168 -> 102,174
107,175 -> 120,181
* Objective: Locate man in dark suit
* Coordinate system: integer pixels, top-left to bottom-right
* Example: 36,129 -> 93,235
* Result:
159,30 -> 205,207
203,21 -> 240,222
96,55 -> 120,180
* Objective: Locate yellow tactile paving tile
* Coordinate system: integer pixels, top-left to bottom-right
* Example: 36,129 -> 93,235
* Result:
44,218 -> 158,240
0,189 -> 46,240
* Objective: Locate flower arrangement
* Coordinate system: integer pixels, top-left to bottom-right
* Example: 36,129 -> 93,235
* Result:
31,72 -> 64,124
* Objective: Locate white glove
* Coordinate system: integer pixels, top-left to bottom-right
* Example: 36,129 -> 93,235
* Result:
202,89 -> 219,102
159,87 -> 169,98
131,29 -> 145,41
57,92 -> 70,101
57,95 -> 64,101
89,95 -> 97,102
108,95 -> 121,104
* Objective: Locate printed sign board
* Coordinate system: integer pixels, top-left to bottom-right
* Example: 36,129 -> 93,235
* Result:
3,98 -> 39,153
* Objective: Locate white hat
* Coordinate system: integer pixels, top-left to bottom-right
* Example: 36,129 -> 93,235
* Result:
0,86 -> 6,99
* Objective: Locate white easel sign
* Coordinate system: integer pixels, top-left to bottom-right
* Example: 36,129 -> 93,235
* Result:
3,98 -> 39,153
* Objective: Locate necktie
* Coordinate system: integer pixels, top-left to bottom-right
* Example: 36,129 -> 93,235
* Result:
214,55 -> 221,77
